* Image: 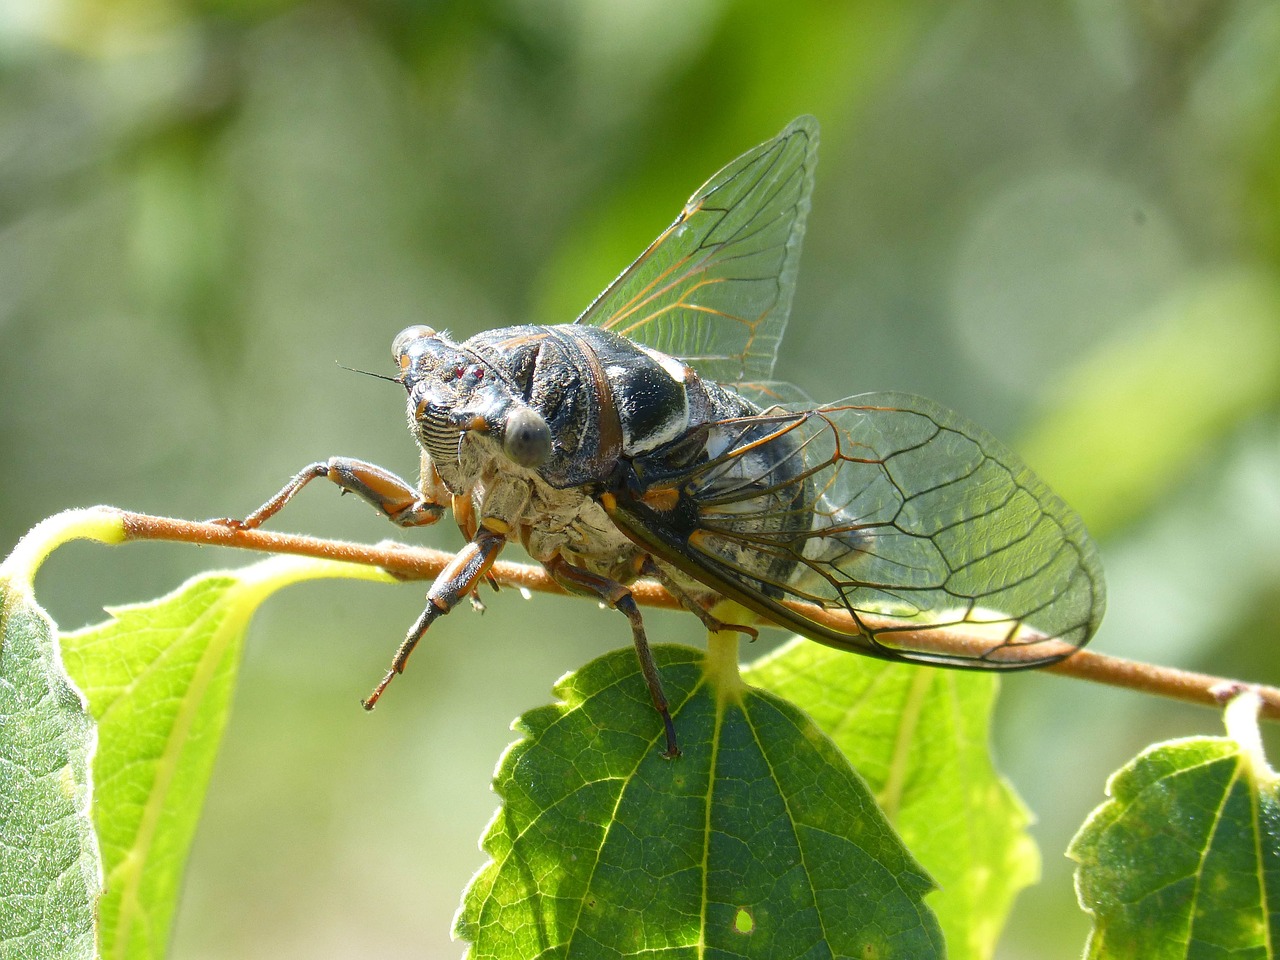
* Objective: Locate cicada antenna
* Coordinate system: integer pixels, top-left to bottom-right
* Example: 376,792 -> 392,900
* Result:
336,361 -> 402,385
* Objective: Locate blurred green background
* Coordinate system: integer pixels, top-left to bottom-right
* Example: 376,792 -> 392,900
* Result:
4,0 -> 1280,956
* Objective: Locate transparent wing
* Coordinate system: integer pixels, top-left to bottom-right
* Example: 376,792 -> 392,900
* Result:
575,116 -> 818,384
611,392 -> 1106,668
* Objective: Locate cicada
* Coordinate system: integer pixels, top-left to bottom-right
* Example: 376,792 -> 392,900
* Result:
229,116 -> 1105,757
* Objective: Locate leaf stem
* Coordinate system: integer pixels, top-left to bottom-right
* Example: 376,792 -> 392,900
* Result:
114,509 -> 1280,722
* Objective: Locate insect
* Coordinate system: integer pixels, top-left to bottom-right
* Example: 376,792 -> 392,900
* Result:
227,116 -> 1105,758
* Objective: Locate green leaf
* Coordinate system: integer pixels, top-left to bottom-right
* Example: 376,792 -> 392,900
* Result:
1069,692 -> 1280,958
456,637 -> 943,959
60,554 -> 390,960
2,507 -> 398,960
744,639 -> 1037,960
0,583 -> 100,960
0,510 -> 126,960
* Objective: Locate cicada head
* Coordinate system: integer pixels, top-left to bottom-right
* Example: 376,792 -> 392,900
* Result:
392,325 -> 552,479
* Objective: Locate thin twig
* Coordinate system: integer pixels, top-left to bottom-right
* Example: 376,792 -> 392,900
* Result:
116,509 -> 1280,722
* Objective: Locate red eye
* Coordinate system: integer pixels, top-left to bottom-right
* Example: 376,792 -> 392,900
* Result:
455,366 -> 465,378
475,368 -> 485,380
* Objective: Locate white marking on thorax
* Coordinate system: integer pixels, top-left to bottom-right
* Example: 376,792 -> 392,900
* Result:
639,345 -> 691,384
613,347 -> 693,454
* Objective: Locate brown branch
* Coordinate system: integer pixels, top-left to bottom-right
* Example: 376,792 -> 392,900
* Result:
117,509 -> 1280,722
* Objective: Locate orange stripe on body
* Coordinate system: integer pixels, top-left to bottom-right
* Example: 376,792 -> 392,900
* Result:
559,327 -> 623,463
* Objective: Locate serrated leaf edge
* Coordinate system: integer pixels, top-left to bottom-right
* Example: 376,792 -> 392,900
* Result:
1069,726 -> 1277,955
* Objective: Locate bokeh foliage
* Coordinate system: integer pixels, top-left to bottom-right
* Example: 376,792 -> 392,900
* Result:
3,0 -> 1280,957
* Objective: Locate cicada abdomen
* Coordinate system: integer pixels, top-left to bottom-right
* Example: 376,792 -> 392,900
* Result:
607,393 -> 1104,674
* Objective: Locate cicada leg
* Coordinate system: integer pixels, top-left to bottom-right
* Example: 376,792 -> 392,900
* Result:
362,525 -> 508,710
545,555 -> 681,759
640,558 -> 759,642
222,457 -> 447,530
452,492 -> 500,607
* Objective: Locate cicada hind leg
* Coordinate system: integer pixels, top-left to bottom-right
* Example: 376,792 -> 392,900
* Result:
640,558 -> 758,642
544,555 -> 682,759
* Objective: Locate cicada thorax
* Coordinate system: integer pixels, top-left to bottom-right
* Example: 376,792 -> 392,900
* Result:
463,324 -> 720,488
403,322 -> 823,597
503,327 -> 829,602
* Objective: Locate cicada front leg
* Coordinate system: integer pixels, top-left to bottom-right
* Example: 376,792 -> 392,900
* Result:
221,457 -> 447,531
451,492 -> 500,608
545,554 -> 681,759
362,524 -> 508,709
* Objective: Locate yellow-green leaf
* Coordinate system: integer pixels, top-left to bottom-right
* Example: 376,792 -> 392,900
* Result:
745,639 -> 1038,960
60,555 -> 390,960
0,510 -> 125,960
1,509 -> 393,960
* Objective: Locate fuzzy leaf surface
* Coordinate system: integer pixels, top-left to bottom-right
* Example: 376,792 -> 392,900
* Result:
0,576 -> 100,960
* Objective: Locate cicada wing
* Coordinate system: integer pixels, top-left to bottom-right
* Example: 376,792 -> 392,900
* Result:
728,380 -> 815,409
574,116 -> 818,385
610,393 -> 1105,668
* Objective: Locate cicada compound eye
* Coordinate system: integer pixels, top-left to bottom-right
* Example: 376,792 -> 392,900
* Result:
502,406 -> 552,469
392,325 -> 437,368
